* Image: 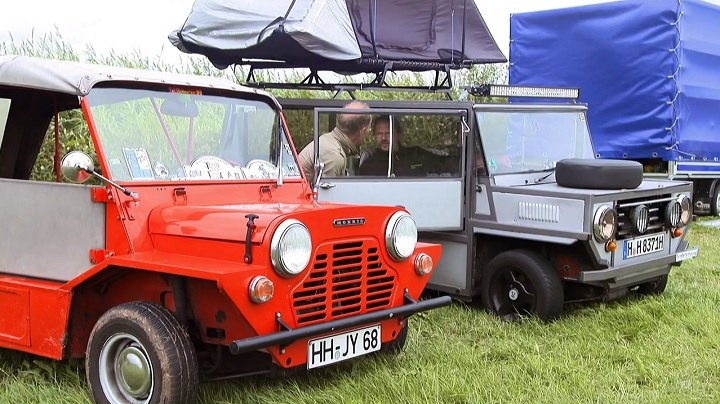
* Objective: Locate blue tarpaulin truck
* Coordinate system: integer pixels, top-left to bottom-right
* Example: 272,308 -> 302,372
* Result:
509,0 -> 720,215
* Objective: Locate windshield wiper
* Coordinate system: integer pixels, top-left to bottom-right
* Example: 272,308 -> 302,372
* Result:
534,167 -> 555,183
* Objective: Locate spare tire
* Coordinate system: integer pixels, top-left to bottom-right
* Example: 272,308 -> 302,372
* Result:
555,159 -> 643,190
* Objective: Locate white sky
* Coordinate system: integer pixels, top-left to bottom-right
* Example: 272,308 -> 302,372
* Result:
0,0 -> 616,61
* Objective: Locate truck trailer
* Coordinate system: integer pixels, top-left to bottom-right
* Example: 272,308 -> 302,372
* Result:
509,0 -> 720,215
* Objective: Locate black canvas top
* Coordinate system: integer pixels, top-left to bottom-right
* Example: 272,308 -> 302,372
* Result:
170,0 -> 507,73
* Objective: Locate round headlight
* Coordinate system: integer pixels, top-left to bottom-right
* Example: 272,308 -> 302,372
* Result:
593,206 -> 617,242
270,219 -> 312,277
678,194 -> 691,226
630,204 -> 649,234
385,212 -> 417,261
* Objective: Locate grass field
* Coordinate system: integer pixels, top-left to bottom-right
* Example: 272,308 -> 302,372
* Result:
1,222 -> 718,404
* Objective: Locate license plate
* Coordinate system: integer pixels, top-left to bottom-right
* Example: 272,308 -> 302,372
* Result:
307,324 -> 381,369
623,233 -> 665,259
675,247 -> 699,262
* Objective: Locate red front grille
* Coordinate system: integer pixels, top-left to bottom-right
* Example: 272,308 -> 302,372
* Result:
292,239 -> 396,326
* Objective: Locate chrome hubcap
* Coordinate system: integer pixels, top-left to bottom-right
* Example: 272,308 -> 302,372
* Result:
508,288 -> 519,301
116,345 -> 152,397
99,333 -> 154,403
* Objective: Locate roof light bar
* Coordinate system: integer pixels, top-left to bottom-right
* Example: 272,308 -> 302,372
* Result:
467,84 -> 580,99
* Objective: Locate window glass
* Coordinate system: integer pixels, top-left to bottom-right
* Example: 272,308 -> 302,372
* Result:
0,98 -> 10,148
86,88 -> 301,182
476,110 -> 593,175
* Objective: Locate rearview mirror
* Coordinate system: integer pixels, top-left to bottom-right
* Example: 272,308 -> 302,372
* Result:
161,96 -> 199,118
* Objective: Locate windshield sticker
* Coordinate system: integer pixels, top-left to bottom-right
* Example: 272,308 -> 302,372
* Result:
123,148 -> 155,180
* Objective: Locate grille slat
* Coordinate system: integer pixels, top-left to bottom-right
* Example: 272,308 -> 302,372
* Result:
291,239 -> 396,326
615,195 -> 671,240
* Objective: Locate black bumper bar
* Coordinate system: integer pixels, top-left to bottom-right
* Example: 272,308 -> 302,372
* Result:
229,294 -> 452,355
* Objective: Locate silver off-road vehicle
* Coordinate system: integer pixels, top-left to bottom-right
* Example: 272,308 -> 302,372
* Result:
281,84 -> 699,321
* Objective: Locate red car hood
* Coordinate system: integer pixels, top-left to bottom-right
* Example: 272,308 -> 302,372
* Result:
148,203 -> 316,244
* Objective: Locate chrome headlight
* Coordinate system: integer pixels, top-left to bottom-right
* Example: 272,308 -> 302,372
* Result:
678,195 -> 691,226
666,195 -> 692,227
385,212 -> 417,261
593,206 -> 617,242
630,204 -> 649,234
270,219 -> 312,277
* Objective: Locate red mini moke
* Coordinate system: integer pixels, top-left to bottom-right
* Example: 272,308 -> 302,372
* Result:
0,55 -> 449,403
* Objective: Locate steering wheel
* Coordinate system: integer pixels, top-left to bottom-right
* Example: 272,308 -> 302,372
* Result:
188,155 -> 245,179
245,159 -> 278,179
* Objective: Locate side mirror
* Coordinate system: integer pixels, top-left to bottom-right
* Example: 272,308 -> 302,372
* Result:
61,151 -> 94,183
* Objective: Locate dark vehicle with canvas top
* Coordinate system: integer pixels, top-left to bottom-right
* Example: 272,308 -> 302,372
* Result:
171,0 -> 699,321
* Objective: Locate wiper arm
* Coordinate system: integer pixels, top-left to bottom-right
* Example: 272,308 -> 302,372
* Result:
534,168 -> 555,183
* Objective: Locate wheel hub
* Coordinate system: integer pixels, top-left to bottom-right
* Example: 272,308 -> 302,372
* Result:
115,344 -> 152,398
508,288 -> 520,301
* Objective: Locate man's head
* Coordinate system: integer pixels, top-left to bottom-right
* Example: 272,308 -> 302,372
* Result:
373,115 -> 403,152
336,101 -> 372,146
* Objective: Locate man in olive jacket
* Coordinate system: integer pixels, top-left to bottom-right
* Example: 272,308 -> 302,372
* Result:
299,101 -> 372,184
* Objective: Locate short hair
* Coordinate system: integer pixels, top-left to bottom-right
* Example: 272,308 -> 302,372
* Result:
336,101 -> 371,134
373,115 -> 403,135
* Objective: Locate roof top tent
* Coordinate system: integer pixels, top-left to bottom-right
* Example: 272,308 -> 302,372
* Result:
509,0 -> 720,162
169,0 -> 507,92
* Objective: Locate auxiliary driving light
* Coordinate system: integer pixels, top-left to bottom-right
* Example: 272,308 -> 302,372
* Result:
631,204 -> 650,234
249,276 -> 274,304
414,253 -> 434,276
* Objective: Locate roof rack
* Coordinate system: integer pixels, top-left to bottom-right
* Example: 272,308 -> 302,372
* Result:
243,61 -> 457,99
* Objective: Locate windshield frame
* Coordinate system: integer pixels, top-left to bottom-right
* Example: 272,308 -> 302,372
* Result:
82,84 -> 304,185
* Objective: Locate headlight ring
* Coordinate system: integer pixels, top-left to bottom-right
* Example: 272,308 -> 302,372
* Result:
385,212 -> 418,261
593,206 -> 617,242
270,219 -> 312,277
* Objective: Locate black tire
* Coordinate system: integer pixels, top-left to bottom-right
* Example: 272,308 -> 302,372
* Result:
711,183 -> 720,216
86,301 -> 199,404
635,275 -> 669,295
481,250 -> 564,321
555,159 -> 643,190
379,320 -> 409,355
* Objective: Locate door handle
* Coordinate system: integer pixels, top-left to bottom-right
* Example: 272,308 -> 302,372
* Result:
318,182 -> 336,189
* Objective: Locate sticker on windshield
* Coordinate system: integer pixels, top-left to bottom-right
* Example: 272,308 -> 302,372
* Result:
123,148 -> 155,180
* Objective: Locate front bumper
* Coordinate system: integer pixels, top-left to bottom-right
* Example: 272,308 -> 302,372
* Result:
579,240 -> 699,284
228,293 -> 452,354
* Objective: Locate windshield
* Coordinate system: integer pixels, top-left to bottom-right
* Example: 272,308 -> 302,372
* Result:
476,109 -> 594,175
86,88 -> 301,182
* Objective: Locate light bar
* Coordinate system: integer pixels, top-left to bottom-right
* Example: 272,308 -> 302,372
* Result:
469,84 -> 580,99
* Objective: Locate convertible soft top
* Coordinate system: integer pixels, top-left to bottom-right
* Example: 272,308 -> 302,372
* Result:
169,0 -> 506,74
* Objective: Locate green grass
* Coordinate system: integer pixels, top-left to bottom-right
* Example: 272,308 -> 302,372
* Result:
1,223 -> 719,403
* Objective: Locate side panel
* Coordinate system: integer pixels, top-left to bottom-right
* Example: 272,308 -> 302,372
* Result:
0,278 -> 70,359
0,284 -> 30,346
317,179 -> 463,230
422,237 -> 469,293
0,179 -> 106,281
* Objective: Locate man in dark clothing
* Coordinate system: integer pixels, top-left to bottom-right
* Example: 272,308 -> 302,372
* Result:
358,115 -> 446,177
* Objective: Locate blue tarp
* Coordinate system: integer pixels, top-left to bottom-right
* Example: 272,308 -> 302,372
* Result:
509,0 -> 720,161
